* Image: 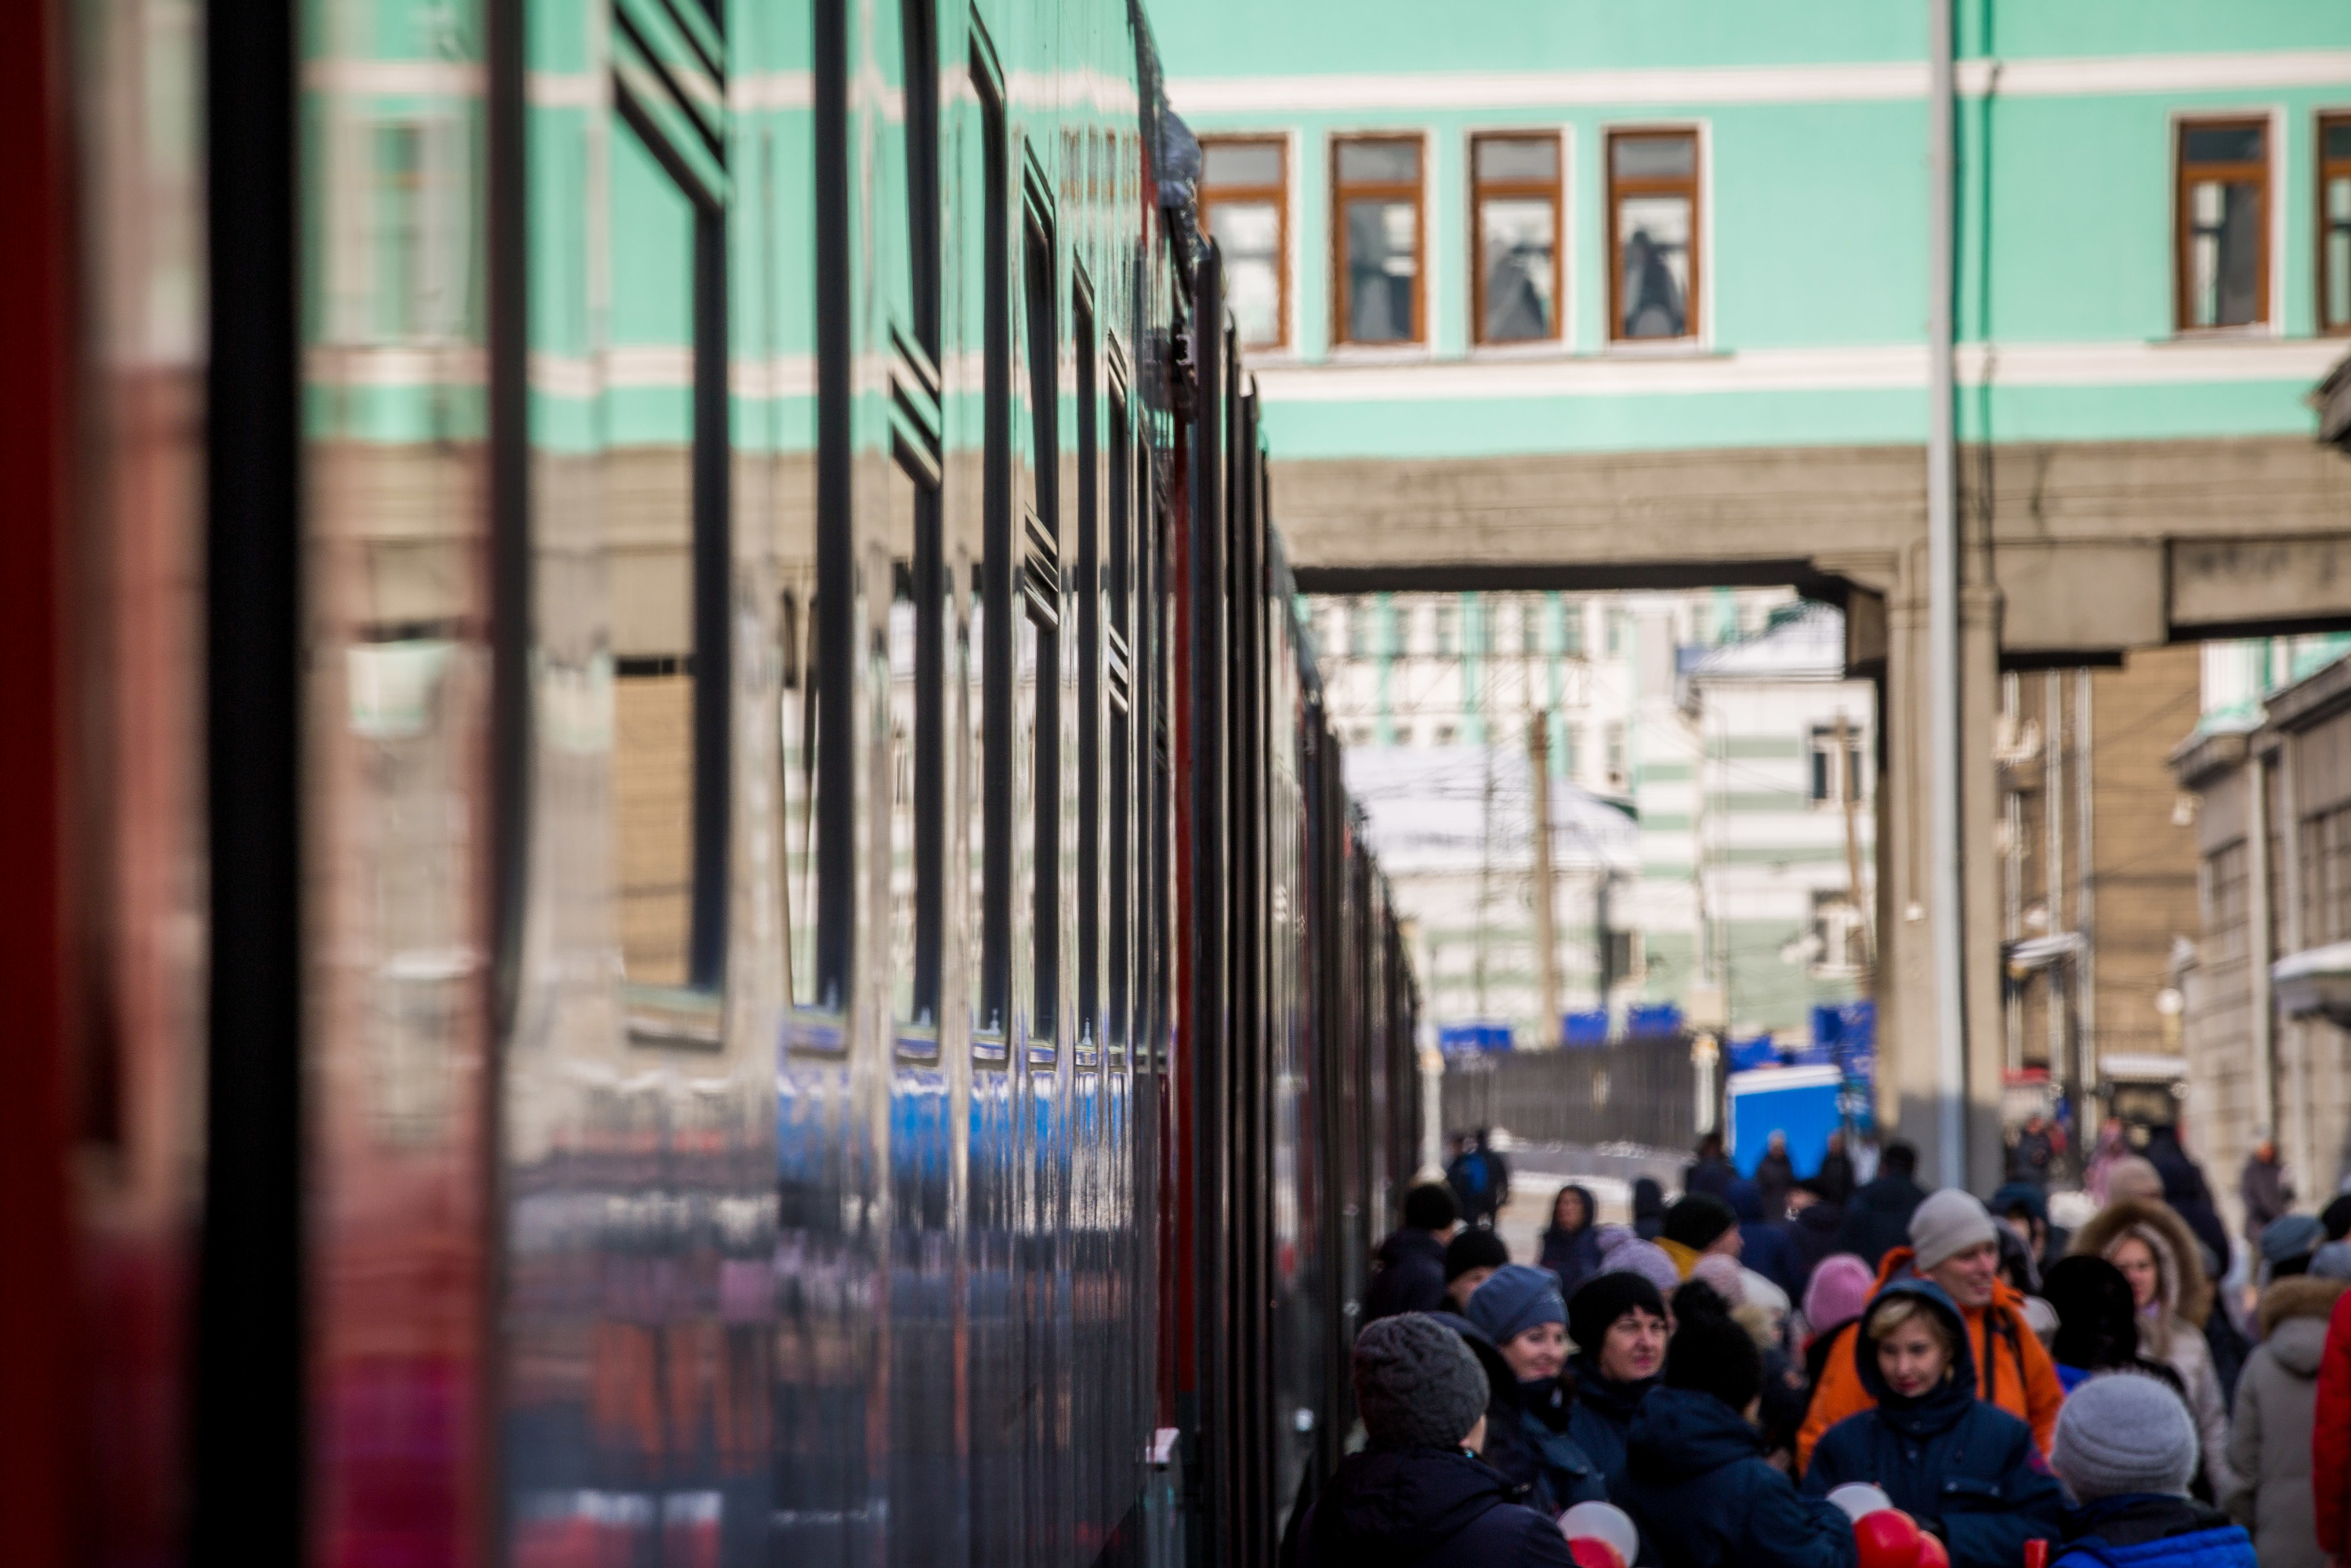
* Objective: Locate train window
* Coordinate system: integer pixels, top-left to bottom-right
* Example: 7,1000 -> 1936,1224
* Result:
1022,176 -> 1060,1051
2325,116 -> 2351,335
1199,138 -> 1286,350
973,20 -> 1012,1048
1107,364 -> 1131,1060
607,94 -> 729,1001
1607,129 -> 1698,342
1074,274 -> 1100,1064
1472,133 -> 1561,345
1332,136 -> 1422,346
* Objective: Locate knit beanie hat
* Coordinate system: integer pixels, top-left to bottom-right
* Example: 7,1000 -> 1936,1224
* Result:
1661,1193 -> 1737,1251
2050,1372 -> 2199,1501
2105,1156 -> 2163,1204
1444,1226 -> 1512,1283
1662,1299 -> 1763,1413
1567,1269 -> 1668,1355
1353,1313 -> 1491,1451
1404,1182 -> 1461,1232
2312,1241 -> 2351,1281
2261,1214 -> 2327,1269
1690,1253 -> 1748,1307
1467,1264 -> 1568,1347
1802,1253 -> 1876,1334
1599,1237 -> 1682,1297
1908,1189 -> 1999,1271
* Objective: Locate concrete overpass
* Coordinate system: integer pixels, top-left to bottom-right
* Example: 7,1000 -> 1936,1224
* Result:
1277,432 -> 2351,1184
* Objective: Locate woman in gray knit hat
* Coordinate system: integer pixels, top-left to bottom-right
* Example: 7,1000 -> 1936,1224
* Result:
1296,1314 -> 1574,1568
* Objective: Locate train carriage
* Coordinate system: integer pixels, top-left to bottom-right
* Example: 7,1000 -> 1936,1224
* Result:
0,0 -> 1422,1566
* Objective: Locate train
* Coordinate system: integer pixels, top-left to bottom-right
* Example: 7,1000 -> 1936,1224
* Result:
0,0 -> 1424,1565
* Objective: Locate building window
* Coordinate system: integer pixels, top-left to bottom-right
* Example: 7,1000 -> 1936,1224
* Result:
2323,114 -> 2351,335
1810,893 -> 1865,975
1603,604 -> 1625,656
1809,724 -> 1867,805
1607,129 -> 1697,342
1472,132 -> 1560,344
1431,599 -> 1458,656
1561,596 -> 1585,657
1603,721 -> 1626,787
1516,599 -> 1543,656
1333,136 -> 1423,346
1200,137 -> 1286,350
2176,118 -> 2269,331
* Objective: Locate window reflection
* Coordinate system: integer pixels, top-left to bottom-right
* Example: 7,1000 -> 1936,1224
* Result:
1473,135 -> 1559,344
1609,131 -> 1697,342
2178,121 -> 2267,330
1201,139 -> 1285,349
1335,138 -> 1422,346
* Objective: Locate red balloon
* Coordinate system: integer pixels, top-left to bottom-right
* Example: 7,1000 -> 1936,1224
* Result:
1853,1509 -> 1924,1568
1913,1530 -> 1949,1568
1567,1540 -> 1625,1568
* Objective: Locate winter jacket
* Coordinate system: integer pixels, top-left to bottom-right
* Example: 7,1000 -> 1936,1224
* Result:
1785,1202 -> 1847,1292
2070,1200 -> 2238,1501
1298,1446 -> 1575,1568
1542,1190 -> 1607,1301
1814,1150 -> 1857,1206
1363,1229 -> 1449,1323
1616,1386 -> 1859,1568
1796,1246 -> 2065,1470
1685,1155 -> 1737,1202
1730,1183 -> 1806,1300
1755,1150 -> 1798,1213
1800,1280 -> 2065,1568
2309,1284 -> 2351,1555
2237,1157 -> 2294,1247
2222,1276 -> 2346,1568
1432,1313 -> 1607,1517
1833,1172 -> 1927,1268
1564,1352 -> 1654,1494
2049,1494 -> 2256,1568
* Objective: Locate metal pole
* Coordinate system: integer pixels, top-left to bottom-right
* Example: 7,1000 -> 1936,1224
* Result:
1928,0 -> 1967,1190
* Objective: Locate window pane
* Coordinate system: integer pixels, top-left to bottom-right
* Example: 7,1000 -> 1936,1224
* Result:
2329,123 -> 2351,160
2186,176 -> 2262,327
2328,176 -> 2351,330
2183,124 -> 2264,165
1480,196 -> 1555,342
1476,136 -> 1556,183
1211,199 -> 1281,348
1205,141 -> 1282,186
1338,139 -> 1419,184
1617,194 -> 1690,339
1612,134 -> 1694,180
1343,197 -> 1418,342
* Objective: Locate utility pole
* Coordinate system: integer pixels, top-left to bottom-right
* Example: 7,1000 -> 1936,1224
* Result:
1835,712 -> 1874,990
1927,0 -> 1967,1190
1528,709 -> 1560,1046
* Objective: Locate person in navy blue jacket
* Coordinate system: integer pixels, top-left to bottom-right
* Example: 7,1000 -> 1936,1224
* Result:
1802,1279 -> 2064,1568
1615,1293 -> 1857,1568
1562,1270 -> 1668,1491
2045,1372 -> 2255,1568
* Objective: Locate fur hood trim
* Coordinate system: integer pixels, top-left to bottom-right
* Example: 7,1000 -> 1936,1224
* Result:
2259,1274 -> 2349,1336
2068,1197 -> 2212,1330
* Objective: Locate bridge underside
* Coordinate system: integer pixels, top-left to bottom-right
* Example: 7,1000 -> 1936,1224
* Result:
1276,435 -> 2351,1185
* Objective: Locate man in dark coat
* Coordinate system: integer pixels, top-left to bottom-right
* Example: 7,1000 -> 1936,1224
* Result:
2239,1134 -> 2295,1251
1755,1131 -> 1798,1215
1684,1132 -> 1736,1202
1616,1302 -> 1857,1568
1832,1140 -> 1925,1268
1814,1130 -> 1857,1207
1730,1180 -> 1804,1300
2145,1124 -> 2232,1276
1802,1279 -> 2065,1568
1364,1184 -> 1459,1324
1782,1180 -> 1846,1293
2006,1114 -> 2058,1187
1299,1313 -> 1574,1568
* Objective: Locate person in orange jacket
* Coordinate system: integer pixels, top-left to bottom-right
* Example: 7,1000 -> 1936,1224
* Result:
1796,1189 -> 2065,1472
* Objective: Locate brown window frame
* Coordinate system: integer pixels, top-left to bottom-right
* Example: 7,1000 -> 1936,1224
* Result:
2321,112 -> 2351,337
1330,134 -> 1427,348
1197,135 -> 1289,351
1605,127 -> 1701,345
2174,115 -> 2271,335
1469,131 -> 1564,346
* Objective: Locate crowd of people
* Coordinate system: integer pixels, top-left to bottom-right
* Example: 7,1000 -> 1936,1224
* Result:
1302,1121 -> 2351,1568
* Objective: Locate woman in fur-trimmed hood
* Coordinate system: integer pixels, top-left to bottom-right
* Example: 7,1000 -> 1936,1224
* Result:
2225,1273 -> 2349,1568
2070,1197 -> 2237,1500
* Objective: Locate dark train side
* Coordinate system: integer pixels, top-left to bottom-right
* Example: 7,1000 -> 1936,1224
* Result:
0,0 -> 1420,1565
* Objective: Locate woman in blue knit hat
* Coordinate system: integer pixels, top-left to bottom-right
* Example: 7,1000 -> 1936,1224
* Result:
1468,1264 -> 1610,1515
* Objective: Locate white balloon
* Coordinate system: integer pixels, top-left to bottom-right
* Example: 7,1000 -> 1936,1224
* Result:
1559,1501 -> 1640,1566
1825,1483 -> 1894,1522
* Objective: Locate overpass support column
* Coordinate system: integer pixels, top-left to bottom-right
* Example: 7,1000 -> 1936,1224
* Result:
1876,552 -> 2007,1190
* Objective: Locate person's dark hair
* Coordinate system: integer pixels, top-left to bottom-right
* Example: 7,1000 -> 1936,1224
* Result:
1664,1295 -> 1763,1413
2043,1255 -> 2139,1371
1661,1193 -> 1737,1251
1696,1131 -> 1725,1160
1444,1226 -> 1511,1283
1671,1277 -> 1731,1324
1549,1184 -> 1592,1234
1404,1182 -> 1459,1233
1880,1140 -> 1918,1176
2323,1193 -> 2351,1243
1632,1176 -> 1666,1221
1567,1271 -> 1668,1355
